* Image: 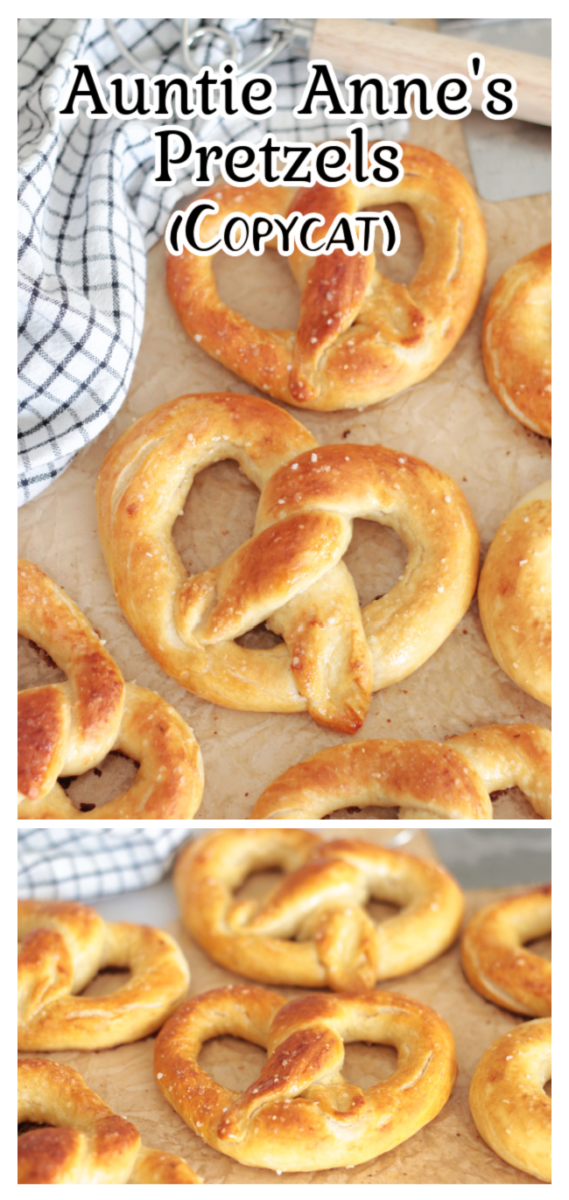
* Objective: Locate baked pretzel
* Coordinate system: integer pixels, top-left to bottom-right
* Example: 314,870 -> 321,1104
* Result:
469,1019 -> 551,1182
167,144 -> 486,411
155,984 -> 457,1172
461,886 -> 551,1016
18,1058 -> 202,1183
483,244 -> 551,438
18,899 -> 190,1050
250,723 -> 551,820
96,393 -> 479,733
18,560 -> 204,818
478,481 -> 551,706
174,830 -> 464,990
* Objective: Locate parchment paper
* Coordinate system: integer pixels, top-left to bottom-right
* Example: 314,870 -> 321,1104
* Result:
19,833 -> 551,1184
18,115 -> 551,820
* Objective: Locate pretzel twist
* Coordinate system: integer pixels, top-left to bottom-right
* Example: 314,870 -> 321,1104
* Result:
483,244 -> 551,438
469,1019 -> 551,1182
175,831 -> 464,991
18,1058 -> 201,1184
96,392 -> 479,732
155,983 -> 457,1172
478,481 -> 551,706
167,144 -> 486,411
18,560 -> 204,818
461,886 -> 551,1016
251,722 -> 551,820
18,900 -> 190,1050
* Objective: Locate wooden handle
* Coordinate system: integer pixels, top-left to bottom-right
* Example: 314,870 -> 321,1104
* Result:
311,20 -> 551,126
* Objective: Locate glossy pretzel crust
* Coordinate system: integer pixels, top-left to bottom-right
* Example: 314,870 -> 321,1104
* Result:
483,245 -> 551,437
167,144 -> 486,411
18,1058 -> 201,1183
250,723 -> 551,820
461,886 -> 551,1016
469,1020 -> 551,1182
155,984 -> 457,1172
477,482 -> 551,706
96,392 -> 479,732
174,830 -> 464,990
18,900 -> 190,1050
18,560 -> 204,818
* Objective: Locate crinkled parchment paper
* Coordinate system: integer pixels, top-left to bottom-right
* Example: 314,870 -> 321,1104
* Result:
19,833 -> 551,1184
18,116 -> 551,820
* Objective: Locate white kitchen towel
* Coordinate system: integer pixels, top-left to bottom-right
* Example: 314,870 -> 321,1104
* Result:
18,17 -> 406,505
18,829 -> 194,900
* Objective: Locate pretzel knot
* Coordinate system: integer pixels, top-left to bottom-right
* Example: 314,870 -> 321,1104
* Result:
461,886 -> 551,1016
18,1059 -> 201,1183
469,1019 -> 551,1182
175,831 -> 464,990
96,393 -> 479,732
166,143 -> 486,411
18,900 -> 190,1050
251,723 -> 552,820
18,560 -> 204,818
155,984 -> 457,1172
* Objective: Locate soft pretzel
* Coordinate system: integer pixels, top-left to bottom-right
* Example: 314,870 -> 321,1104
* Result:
18,899 -> 190,1050
469,1019 -> 551,1182
96,392 -> 479,733
18,1058 -> 202,1183
18,560 -> 204,818
250,723 -> 551,820
174,830 -> 464,990
483,244 -> 551,438
461,886 -> 551,1016
155,983 -> 456,1172
477,481 -> 551,706
167,144 -> 486,411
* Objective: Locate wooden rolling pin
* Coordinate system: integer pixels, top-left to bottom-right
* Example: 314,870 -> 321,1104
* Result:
311,20 -> 551,126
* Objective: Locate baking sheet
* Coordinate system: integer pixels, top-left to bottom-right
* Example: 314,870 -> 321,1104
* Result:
18,115 -> 551,820
19,834 -> 551,1184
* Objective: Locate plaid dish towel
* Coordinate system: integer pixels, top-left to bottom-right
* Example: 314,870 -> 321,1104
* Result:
18,829 -> 195,900
18,17 -> 406,505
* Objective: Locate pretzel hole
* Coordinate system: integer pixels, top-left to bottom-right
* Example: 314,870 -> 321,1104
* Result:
18,636 -> 66,689
18,1122 -> 55,1136
213,244 -> 301,330
342,519 -> 407,608
62,752 -> 140,812
375,202 -> 424,285
173,459 -> 260,573
544,1078 -> 551,1096
523,934 -> 551,962
79,965 -> 132,997
199,1036 -> 267,1091
490,786 -> 546,821
342,1042 -> 398,1088
233,868 -> 284,906
322,804 -> 398,821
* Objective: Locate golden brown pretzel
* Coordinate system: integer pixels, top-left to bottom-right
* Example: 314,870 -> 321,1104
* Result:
167,144 -> 486,411
250,723 -> 551,820
461,886 -> 551,1016
483,244 -> 551,438
469,1019 -> 551,1182
18,899 -> 190,1050
18,560 -> 204,818
477,481 -> 551,706
18,1058 -> 202,1183
96,393 -> 479,733
174,830 -> 464,990
155,984 -> 457,1172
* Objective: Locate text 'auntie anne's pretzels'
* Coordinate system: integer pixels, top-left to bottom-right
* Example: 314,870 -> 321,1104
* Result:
96,393 -> 479,732
18,560 -> 204,818
155,984 -> 457,1172
251,722 -> 551,820
166,144 -> 487,411
18,1059 -> 201,1184
18,900 -> 189,1050
175,830 -> 464,990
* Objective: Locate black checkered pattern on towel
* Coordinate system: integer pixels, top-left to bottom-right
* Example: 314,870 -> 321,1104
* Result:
18,17 -> 406,505
18,829 -> 194,900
